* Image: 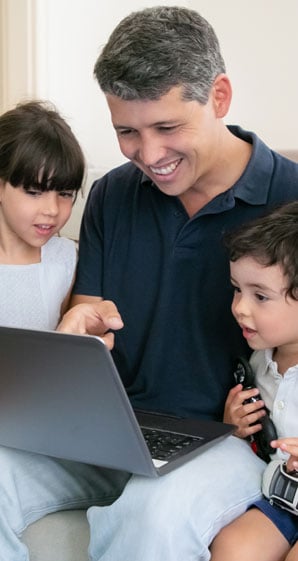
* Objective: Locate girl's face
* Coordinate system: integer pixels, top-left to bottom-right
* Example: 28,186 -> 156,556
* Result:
0,181 -> 74,248
230,255 -> 298,353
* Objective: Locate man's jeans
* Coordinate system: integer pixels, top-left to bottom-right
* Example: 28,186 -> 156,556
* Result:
0,447 -> 129,561
0,436 -> 264,561
88,436 -> 265,561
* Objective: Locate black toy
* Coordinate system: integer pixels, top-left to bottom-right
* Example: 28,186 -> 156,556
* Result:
233,357 -> 278,463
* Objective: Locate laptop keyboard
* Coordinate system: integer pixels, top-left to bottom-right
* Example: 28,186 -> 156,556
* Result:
141,428 -> 203,461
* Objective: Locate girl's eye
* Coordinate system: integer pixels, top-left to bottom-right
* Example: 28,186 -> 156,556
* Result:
59,191 -> 75,199
27,190 -> 42,197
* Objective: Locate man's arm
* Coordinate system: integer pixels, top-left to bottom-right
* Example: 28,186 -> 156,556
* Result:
70,294 -> 103,307
57,295 -> 123,349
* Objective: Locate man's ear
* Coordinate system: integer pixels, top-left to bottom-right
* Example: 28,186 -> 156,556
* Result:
211,74 -> 232,118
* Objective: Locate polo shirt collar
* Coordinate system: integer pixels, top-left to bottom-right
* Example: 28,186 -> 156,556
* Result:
228,125 -> 274,206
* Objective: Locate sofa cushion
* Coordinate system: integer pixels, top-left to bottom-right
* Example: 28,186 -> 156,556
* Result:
22,510 -> 89,561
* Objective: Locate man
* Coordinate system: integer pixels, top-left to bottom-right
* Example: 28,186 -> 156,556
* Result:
59,6 -> 298,559
3,7 -> 298,561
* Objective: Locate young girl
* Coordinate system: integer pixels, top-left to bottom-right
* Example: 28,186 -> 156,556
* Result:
210,201 -> 298,561
0,100 -> 85,329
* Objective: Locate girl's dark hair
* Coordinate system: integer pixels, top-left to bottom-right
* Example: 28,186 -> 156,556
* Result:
225,201 -> 298,300
0,100 -> 85,197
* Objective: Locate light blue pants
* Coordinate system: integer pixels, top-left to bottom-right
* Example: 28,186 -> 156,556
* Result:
88,436 -> 265,561
0,436 -> 264,561
0,446 -> 129,561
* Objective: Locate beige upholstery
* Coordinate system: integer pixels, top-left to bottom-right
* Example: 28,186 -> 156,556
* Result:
22,510 -> 89,561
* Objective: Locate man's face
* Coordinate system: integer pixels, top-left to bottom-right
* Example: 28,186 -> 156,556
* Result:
106,85 -> 223,198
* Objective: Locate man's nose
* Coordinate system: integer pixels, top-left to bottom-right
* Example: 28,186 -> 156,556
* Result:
138,136 -> 166,166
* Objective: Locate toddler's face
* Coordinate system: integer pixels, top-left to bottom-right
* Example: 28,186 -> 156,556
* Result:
230,255 -> 298,352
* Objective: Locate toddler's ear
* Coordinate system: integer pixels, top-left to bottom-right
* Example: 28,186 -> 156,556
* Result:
293,287 -> 298,300
0,179 -> 5,201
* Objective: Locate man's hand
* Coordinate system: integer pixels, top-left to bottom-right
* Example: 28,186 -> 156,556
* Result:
57,299 -> 123,349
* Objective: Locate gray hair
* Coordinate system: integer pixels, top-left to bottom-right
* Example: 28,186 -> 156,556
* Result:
94,6 -> 226,103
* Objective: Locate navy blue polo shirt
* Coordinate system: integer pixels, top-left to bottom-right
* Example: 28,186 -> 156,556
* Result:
73,126 -> 298,420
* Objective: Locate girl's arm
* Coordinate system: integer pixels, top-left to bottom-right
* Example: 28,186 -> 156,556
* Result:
270,437 -> 298,472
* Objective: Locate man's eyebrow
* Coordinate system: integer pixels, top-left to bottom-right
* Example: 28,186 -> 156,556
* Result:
150,119 -> 179,126
114,119 -> 180,130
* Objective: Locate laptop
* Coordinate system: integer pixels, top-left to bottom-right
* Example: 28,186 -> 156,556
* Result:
0,326 -> 234,477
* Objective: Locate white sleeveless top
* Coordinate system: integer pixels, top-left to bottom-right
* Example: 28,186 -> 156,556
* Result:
0,236 -> 77,330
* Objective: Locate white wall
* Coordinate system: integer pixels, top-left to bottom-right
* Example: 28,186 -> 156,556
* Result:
1,0 -> 298,238
32,0 -> 298,168
191,0 -> 298,150
1,0 -> 298,169
0,0 -> 36,111
33,0 -> 191,171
